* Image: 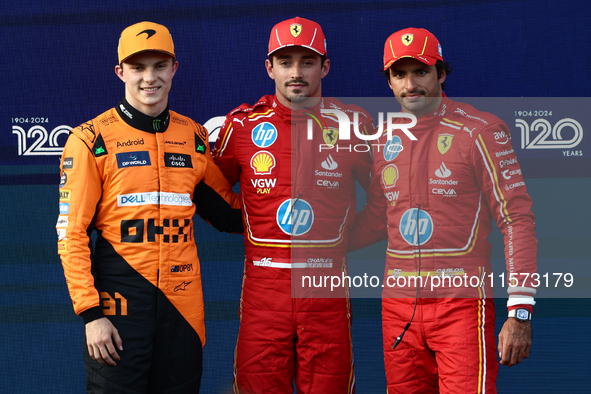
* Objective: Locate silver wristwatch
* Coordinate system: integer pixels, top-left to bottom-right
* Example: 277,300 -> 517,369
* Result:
508,308 -> 531,321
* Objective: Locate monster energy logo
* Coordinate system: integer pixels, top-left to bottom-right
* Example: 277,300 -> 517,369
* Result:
153,119 -> 161,131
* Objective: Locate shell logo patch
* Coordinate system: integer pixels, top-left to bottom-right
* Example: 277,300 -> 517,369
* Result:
381,164 -> 400,189
250,151 -> 276,175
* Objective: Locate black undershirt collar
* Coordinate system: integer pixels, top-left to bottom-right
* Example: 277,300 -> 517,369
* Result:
116,97 -> 170,133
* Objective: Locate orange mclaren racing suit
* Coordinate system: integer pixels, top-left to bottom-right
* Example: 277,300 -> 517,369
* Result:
351,97 -> 537,393
57,99 -> 242,393
213,95 -> 373,393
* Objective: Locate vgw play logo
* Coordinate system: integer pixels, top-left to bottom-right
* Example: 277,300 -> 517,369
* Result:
304,109 -> 417,152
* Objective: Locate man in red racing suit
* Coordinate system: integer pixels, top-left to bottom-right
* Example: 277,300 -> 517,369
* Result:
350,28 -> 537,393
57,22 -> 242,393
213,17 -> 373,393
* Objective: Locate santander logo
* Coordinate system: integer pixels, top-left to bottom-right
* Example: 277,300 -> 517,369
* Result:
435,162 -> 451,178
321,154 -> 338,170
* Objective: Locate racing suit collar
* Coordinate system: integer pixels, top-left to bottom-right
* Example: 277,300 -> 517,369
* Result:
116,97 -> 170,133
411,92 -> 450,122
272,94 -> 324,122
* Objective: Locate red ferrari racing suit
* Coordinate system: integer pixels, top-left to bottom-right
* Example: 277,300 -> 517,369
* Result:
351,97 -> 537,393
213,95 -> 373,393
57,99 -> 242,393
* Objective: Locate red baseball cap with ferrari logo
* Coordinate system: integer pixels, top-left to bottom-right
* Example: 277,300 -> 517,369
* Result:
268,17 -> 327,56
383,27 -> 443,70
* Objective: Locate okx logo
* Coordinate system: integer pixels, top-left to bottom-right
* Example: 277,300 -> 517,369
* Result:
276,198 -> 314,236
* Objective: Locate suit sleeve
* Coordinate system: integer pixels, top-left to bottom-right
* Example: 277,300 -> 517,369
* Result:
352,114 -> 375,191
348,153 -> 389,252
212,115 -> 241,186
57,129 -> 104,322
473,122 -> 537,312
193,123 -> 243,234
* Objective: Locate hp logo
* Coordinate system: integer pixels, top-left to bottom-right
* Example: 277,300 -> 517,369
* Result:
276,198 -> 314,236
399,208 -> 433,246
383,135 -> 403,161
251,122 -> 278,148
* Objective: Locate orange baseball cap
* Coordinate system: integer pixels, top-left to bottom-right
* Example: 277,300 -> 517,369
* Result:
268,17 -> 327,56
383,28 -> 443,70
117,21 -> 175,64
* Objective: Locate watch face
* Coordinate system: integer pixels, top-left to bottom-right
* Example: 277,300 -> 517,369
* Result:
516,309 -> 529,320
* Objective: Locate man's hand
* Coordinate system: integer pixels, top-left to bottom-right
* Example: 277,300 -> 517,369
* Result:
85,317 -> 123,366
498,317 -> 532,367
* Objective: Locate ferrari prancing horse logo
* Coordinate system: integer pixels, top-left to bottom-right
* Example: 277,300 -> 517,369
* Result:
437,133 -> 454,154
290,24 -> 302,37
323,128 -> 339,146
402,34 -> 414,46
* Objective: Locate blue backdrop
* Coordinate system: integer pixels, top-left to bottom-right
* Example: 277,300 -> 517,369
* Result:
1,1 -> 590,393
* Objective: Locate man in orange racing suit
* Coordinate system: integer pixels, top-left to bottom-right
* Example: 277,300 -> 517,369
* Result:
57,22 -> 242,393
350,28 -> 537,393
213,17 -> 373,393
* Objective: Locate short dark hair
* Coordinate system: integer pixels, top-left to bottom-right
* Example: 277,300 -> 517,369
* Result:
435,60 -> 452,91
381,60 -> 453,91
